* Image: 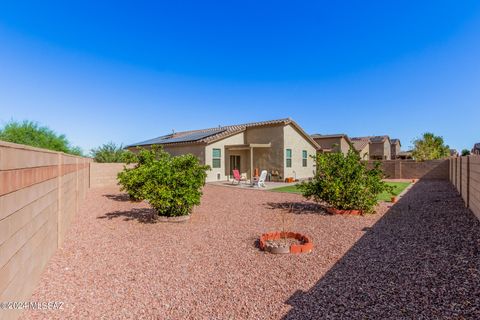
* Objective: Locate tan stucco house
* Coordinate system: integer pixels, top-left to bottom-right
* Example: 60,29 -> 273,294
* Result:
351,135 -> 393,160
390,139 -> 401,159
311,134 -> 352,155
127,118 -> 320,183
351,137 -> 370,160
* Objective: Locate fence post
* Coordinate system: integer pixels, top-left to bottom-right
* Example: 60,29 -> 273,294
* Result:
460,156 -> 463,196
455,157 -> 458,191
467,156 -> 470,208
450,158 -> 452,182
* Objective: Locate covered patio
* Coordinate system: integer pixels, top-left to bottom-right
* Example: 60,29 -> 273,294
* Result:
224,142 -> 275,183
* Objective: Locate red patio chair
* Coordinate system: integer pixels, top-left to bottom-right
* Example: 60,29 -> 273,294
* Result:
232,169 -> 246,184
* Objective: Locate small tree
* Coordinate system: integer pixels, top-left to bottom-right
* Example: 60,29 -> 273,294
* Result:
0,120 -> 83,155
461,149 -> 471,156
90,142 -> 137,163
412,132 -> 450,161
298,149 -> 392,213
117,147 -> 210,217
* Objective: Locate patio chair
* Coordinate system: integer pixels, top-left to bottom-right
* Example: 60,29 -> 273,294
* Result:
232,169 -> 246,184
254,170 -> 268,188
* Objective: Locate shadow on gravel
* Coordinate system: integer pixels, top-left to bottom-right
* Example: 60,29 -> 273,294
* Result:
283,180 -> 480,319
103,193 -> 136,202
265,202 -> 328,215
97,208 -> 157,224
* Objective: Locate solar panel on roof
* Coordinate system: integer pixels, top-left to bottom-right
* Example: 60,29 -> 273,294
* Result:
157,129 -> 226,144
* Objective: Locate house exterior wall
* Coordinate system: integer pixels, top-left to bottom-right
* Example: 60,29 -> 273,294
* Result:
358,145 -> 370,160
313,137 -> 350,155
162,144 -> 206,163
283,124 -> 317,180
205,132 -> 245,182
369,141 -> 392,160
391,142 -> 401,159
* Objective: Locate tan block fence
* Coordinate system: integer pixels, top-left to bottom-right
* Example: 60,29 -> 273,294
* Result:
0,141 -> 90,320
450,156 -> 480,221
366,159 -> 450,180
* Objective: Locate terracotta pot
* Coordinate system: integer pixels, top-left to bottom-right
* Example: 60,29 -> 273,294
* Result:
327,207 -> 362,216
391,196 -> 397,203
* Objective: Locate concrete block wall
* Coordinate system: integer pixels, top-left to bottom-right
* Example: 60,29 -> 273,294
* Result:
0,141 -> 90,320
89,163 -> 127,188
451,156 -> 480,221
367,159 -> 449,180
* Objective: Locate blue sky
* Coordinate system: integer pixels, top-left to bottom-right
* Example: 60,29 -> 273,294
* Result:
0,1 -> 479,153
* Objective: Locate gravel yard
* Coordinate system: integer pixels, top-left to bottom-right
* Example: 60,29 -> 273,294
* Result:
21,180 -> 480,319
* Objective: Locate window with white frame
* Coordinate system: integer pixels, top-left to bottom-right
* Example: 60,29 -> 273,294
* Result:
286,149 -> 292,168
212,148 -> 221,168
302,150 -> 307,167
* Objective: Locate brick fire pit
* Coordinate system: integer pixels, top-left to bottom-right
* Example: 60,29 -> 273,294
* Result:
259,231 -> 313,254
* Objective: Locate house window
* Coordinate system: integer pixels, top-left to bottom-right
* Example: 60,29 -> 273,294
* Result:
212,148 -> 221,168
302,150 -> 307,167
286,149 -> 292,168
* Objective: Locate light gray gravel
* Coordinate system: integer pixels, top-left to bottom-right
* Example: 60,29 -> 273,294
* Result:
20,180 -> 479,319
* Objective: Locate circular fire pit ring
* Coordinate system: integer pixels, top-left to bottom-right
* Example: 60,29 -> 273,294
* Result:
259,232 -> 313,254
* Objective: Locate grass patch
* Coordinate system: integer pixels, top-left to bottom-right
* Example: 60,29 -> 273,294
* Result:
269,185 -> 303,194
270,181 -> 411,202
377,182 -> 410,202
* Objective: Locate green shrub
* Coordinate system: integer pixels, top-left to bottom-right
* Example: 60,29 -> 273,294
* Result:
0,120 -> 83,155
117,147 -> 209,216
298,149 -> 392,213
412,132 -> 450,161
91,142 -> 137,163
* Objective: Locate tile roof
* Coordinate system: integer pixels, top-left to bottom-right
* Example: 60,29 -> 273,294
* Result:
127,118 -> 320,149
311,133 -> 352,146
350,137 -> 370,151
351,135 -> 391,143
311,133 -> 347,139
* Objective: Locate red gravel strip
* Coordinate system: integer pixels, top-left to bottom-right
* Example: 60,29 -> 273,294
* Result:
20,180 -> 479,319
284,180 -> 480,319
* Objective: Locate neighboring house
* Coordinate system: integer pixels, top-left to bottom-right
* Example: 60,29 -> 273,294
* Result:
351,137 -> 370,160
351,135 -> 392,160
390,139 -> 401,159
126,118 -> 320,183
397,150 -> 413,160
310,134 -> 352,155
450,149 -> 459,157
473,143 -> 480,155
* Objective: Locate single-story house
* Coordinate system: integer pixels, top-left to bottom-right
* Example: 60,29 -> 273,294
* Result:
390,139 -> 401,159
351,135 -> 392,160
126,118 -> 320,183
310,134 -> 352,155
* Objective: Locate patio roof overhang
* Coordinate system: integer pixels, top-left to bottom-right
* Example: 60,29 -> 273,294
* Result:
225,143 -> 271,151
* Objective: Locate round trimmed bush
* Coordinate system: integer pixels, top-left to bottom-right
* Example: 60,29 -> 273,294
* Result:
298,149 -> 393,213
117,147 -> 209,216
